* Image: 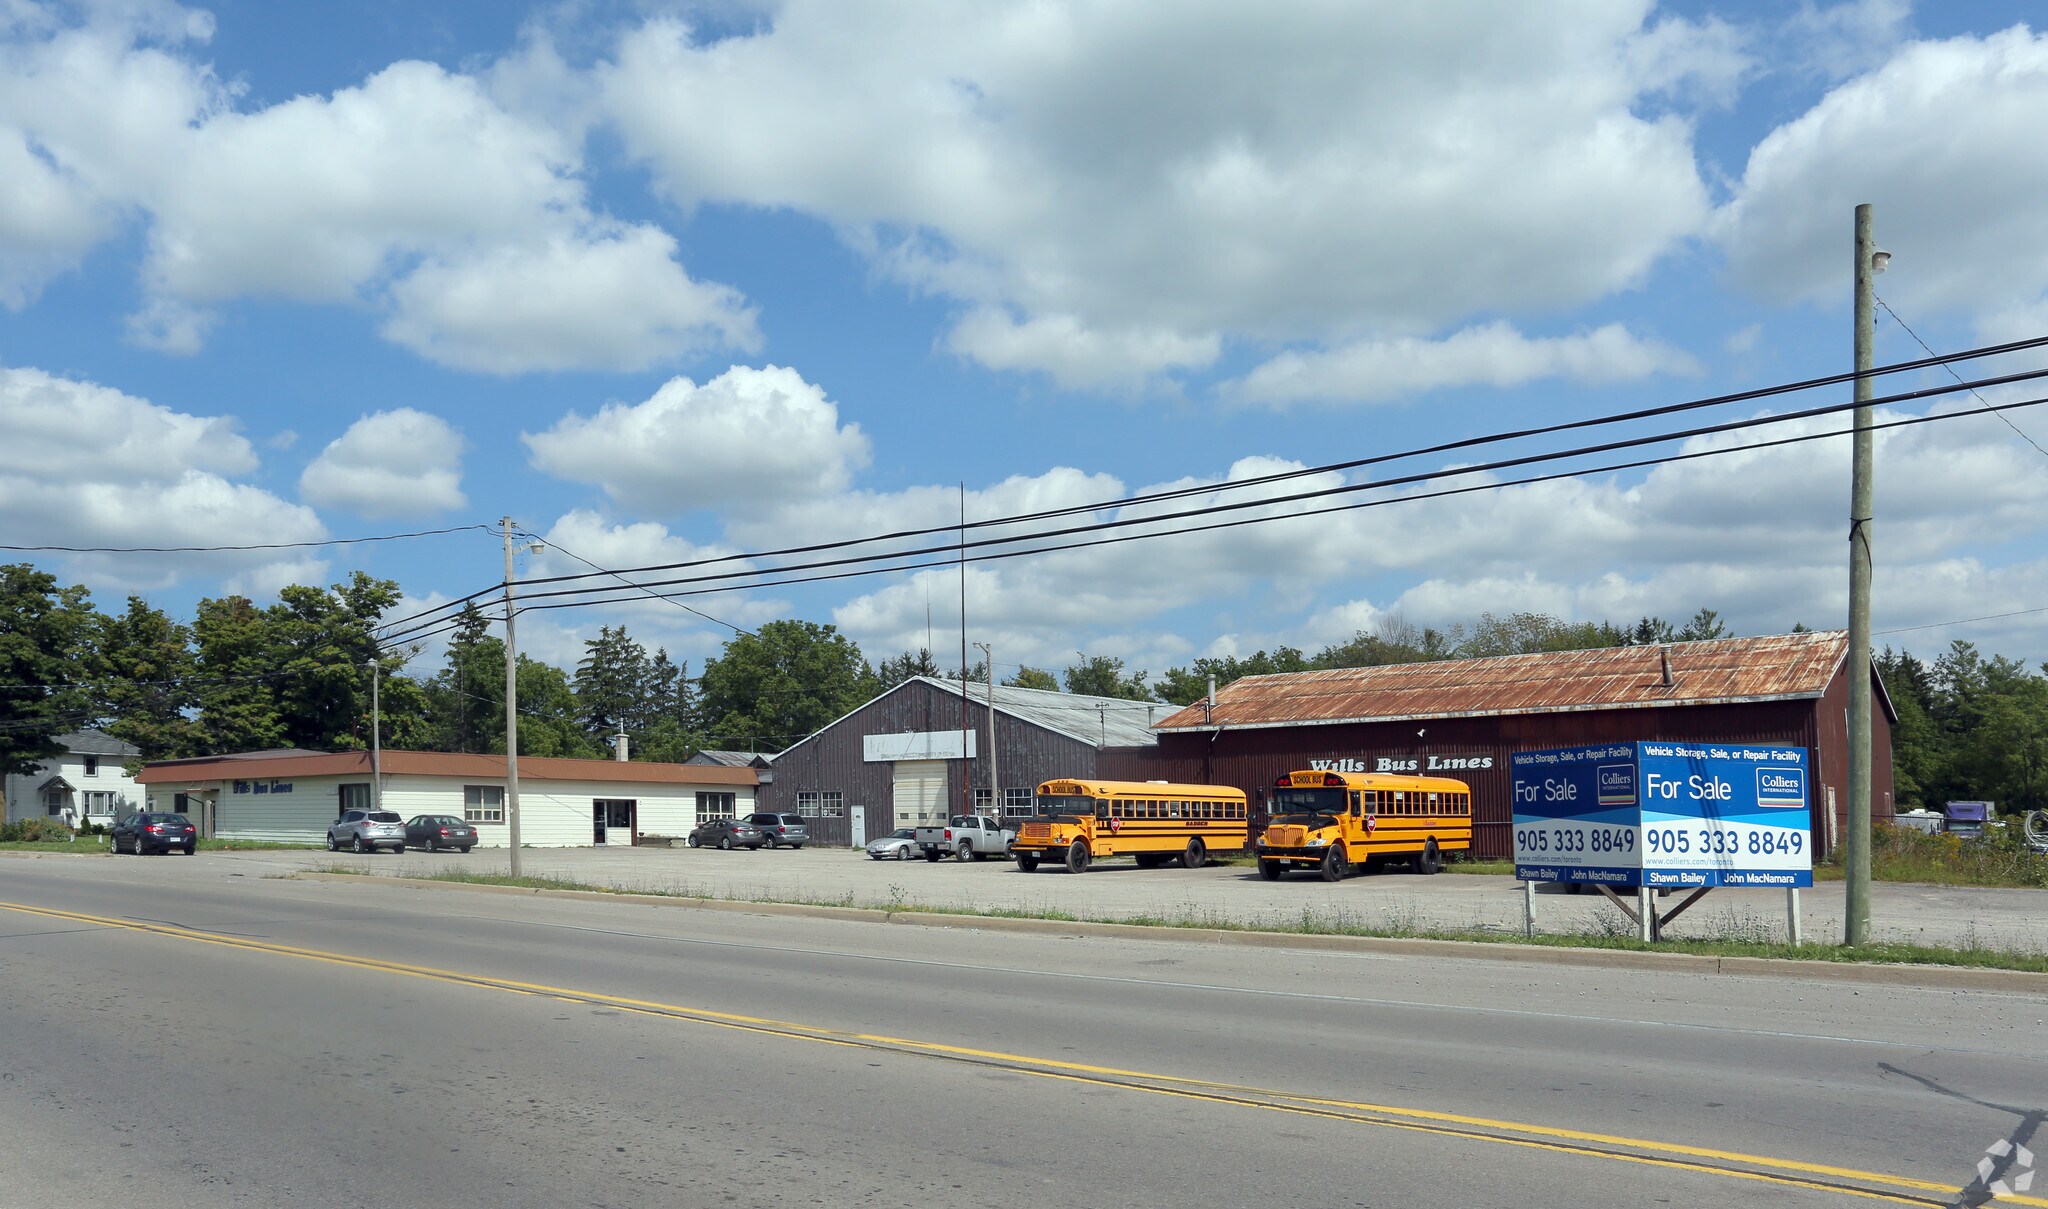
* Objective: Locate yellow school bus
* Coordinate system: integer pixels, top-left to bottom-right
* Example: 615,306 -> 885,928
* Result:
1256,769 -> 1472,881
1015,779 -> 1250,873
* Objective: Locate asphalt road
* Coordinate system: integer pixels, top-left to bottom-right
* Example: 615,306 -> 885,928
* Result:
2,854 -> 2043,1208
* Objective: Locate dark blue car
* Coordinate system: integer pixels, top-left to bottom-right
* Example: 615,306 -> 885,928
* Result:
111,812 -> 197,855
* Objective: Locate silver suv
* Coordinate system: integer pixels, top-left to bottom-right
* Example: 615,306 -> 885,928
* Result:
328,808 -> 406,853
746,812 -> 809,849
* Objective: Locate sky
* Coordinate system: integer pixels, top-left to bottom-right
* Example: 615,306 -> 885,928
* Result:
6,0 -> 2048,688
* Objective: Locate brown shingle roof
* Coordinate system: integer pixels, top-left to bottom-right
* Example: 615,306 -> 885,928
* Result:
137,750 -> 757,787
1153,631 -> 1857,732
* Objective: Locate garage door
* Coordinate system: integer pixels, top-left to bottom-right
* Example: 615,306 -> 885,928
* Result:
893,760 -> 947,831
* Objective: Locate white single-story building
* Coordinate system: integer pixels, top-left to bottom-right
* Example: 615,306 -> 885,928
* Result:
135,749 -> 760,847
4,729 -> 145,829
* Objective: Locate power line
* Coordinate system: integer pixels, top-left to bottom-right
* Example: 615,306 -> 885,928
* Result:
379,371 -> 2048,646
529,530 -> 751,637
1873,294 -> 2048,460
0,523 -> 495,554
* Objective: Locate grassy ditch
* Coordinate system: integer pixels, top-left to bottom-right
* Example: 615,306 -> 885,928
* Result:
312,864 -> 2048,974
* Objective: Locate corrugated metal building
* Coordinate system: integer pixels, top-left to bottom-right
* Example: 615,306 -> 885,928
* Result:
762,676 -> 1166,846
1136,631 -> 1894,861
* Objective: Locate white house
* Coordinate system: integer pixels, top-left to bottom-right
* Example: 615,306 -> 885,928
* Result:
3,729 -> 145,829
135,749 -> 760,846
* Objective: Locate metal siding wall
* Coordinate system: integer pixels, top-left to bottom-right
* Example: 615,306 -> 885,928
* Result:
1145,700 -> 1851,860
766,682 -> 1142,846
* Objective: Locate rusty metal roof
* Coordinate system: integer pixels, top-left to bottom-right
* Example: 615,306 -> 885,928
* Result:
1154,631 -> 1854,732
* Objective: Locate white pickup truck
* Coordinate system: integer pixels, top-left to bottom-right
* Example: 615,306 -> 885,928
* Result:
914,815 -> 1017,862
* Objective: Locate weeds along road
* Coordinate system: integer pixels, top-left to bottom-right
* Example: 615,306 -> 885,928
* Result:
2,854 -> 2043,1208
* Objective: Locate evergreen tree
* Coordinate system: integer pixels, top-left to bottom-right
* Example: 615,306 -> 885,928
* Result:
873,647 -> 940,693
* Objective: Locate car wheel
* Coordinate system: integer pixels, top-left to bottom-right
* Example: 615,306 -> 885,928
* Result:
326,834 -> 339,852
791,844 -> 803,850
351,835 -> 366,854
425,839 -> 438,852
896,847 -> 911,860
459,846 -> 472,854
954,843 -> 972,863
687,834 -> 700,847
719,836 -> 733,851
183,845 -> 196,856
761,839 -> 775,849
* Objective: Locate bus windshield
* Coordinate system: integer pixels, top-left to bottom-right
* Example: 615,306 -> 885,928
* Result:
1034,794 -> 1097,820
1269,787 -> 1344,821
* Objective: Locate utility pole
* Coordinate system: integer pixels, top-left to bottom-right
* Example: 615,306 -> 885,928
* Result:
368,657 -> 382,812
1845,203 -> 1884,946
975,641 -> 998,817
502,517 -> 525,877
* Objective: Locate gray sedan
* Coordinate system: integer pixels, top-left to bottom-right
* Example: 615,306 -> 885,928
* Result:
865,827 -> 918,860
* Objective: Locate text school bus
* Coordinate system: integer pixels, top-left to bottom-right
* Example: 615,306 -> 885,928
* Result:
1015,779 -> 1250,873
1256,769 -> 1472,881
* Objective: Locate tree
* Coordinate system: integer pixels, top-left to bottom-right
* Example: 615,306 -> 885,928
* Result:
1675,608 -> 1730,642
0,564 -> 95,776
1313,614 -> 1451,668
1154,647 -> 1310,706
1004,666 -> 1059,691
267,573 -> 401,750
512,656 -> 603,757
93,596 -> 205,761
192,595 -> 285,753
421,603 -> 501,754
576,625 -> 652,744
698,620 -> 875,750
873,647 -> 940,694
1449,612 -> 1614,659
1062,654 -> 1150,700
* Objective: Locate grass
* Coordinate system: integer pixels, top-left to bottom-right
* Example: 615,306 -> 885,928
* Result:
1814,825 -> 2048,889
312,864 -> 2048,974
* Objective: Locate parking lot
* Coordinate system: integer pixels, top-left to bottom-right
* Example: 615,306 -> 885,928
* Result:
167,841 -> 2048,953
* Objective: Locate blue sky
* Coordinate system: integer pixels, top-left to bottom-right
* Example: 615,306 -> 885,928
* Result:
6,0 -> 2048,685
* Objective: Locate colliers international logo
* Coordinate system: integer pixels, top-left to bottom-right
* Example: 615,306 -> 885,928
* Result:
1977,1138 -> 2035,1199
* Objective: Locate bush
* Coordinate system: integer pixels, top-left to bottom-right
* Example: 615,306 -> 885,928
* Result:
0,817 -> 78,843
1841,823 -> 2048,889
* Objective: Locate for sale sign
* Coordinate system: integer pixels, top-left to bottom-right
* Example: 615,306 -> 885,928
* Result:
1513,742 -> 1812,889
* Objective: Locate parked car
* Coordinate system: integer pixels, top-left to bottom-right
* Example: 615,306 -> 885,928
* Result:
866,827 -> 918,860
914,815 -> 1016,862
404,814 -> 477,853
688,817 -> 765,850
746,812 -> 809,849
111,811 -> 197,855
328,808 -> 407,853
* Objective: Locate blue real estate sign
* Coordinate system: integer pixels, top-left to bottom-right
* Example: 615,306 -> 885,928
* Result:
1512,741 -> 1812,889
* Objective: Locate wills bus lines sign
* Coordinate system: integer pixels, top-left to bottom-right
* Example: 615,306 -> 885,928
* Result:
1511,741 -> 1813,889
1306,755 -> 1496,774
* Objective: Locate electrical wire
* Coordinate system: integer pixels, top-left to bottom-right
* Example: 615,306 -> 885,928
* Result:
1873,294 -> 2048,460
378,372 -> 2048,647
0,523 -> 495,554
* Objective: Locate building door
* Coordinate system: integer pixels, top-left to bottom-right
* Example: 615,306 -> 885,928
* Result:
593,799 -> 635,845
892,761 -> 945,831
850,805 -> 866,848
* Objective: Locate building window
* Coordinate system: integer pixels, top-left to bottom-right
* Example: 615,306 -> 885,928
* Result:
44,789 -> 66,815
339,783 -> 371,811
84,791 -> 116,815
465,784 -> 505,824
696,791 -> 735,819
797,790 -> 844,818
1001,788 -> 1033,817
84,756 -> 99,776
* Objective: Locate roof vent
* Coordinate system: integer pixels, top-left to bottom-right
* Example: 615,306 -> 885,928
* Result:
1659,646 -> 1674,688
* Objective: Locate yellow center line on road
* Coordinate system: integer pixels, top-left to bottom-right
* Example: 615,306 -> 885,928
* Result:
6,898 -> 2026,1206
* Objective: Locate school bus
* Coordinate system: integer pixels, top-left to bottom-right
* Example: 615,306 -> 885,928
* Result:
1256,769 -> 1472,881
1015,779 -> 1250,873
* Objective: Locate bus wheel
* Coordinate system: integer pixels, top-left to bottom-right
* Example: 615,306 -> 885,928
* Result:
925,849 -> 942,862
1016,853 -> 1040,872
1182,839 -> 1206,869
1257,858 -> 1283,881
1065,843 -> 1091,874
1321,845 -> 1349,882
1418,839 -> 1442,875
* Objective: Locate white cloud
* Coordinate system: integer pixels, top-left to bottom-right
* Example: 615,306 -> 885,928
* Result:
597,1 -> 1716,384
523,365 -> 872,515
1226,322 -> 1701,407
299,408 -> 467,519
0,11 -> 756,372
1717,25 -> 2048,327
0,365 -> 323,594
381,224 -> 758,374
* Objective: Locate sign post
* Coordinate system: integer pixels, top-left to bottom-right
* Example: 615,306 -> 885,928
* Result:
1513,741 -> 1814,941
